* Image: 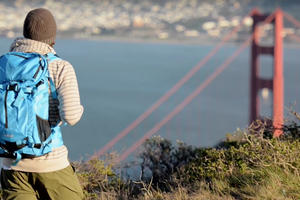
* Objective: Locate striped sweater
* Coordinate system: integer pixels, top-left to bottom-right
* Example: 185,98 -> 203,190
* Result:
1,38 -> 84,172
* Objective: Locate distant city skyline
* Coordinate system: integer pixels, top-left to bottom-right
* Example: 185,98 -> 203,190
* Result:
0,0 -> 299,43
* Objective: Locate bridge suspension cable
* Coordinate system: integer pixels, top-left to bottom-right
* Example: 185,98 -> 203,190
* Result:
117,35 -> 253,162
283,11 -> 300,28
89,12 -> 255,160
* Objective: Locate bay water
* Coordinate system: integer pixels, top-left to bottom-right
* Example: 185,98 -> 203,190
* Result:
0,38 -> 299,161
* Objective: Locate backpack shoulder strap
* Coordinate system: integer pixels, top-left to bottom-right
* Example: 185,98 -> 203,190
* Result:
49,78 -> 57,99
44,53 -> 61,100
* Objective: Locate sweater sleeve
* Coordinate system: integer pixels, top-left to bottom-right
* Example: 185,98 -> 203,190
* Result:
56,61 -> 84,126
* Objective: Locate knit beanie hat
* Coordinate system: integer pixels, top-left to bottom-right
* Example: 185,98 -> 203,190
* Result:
23,8 -> 57,45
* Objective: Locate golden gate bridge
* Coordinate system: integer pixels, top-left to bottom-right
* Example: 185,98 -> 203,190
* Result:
90,8 -> 300,162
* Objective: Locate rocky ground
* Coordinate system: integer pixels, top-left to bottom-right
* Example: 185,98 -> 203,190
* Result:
1,0 -> 300,44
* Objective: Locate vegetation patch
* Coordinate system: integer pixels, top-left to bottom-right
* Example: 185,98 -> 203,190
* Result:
72,119 -> 300,199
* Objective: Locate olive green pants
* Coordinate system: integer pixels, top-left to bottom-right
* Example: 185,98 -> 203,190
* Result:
0,165 -> 84,200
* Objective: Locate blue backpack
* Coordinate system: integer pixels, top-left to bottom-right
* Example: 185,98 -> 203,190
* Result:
0,52 -> 64,164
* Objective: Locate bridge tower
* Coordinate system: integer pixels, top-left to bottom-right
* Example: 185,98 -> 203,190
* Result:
250,9 -> 284,137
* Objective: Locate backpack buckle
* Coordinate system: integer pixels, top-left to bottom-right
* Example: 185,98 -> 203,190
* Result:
7,84 -> 18,91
